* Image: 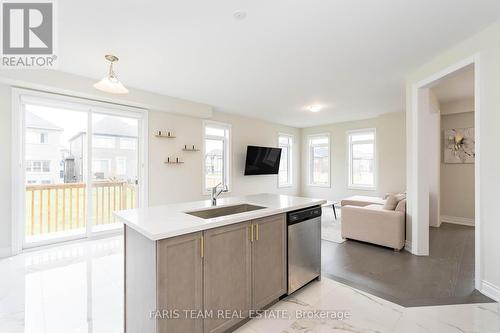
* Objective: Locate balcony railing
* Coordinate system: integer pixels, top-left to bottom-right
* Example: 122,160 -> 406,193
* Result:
25,181 -> 136,237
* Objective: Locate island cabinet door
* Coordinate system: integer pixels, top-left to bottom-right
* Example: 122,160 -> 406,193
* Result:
203,221 -> 252,333
251,214 -> 287,310
156,231 -> 204,333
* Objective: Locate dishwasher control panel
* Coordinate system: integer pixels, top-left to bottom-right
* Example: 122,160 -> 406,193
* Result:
287,206 -> 322,225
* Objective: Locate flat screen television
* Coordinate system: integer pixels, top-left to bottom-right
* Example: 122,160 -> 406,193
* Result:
244,145 -> 282,175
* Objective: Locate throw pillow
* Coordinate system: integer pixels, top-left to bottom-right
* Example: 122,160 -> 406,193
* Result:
383,194 -> 399,210
395,199 -> 406,213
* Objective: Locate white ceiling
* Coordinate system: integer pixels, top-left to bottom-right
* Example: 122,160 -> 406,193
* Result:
57,0 -> 500,127
432,65 -> 474,104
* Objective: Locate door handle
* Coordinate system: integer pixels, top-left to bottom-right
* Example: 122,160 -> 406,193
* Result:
250,224 -> 254,242
255,223 -> 259,241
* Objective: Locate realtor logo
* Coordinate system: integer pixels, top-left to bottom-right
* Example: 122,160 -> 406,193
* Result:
1,1 -> 57,67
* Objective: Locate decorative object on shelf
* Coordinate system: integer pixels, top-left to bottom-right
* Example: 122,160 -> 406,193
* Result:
155,130 -> 176,138
164,157 -> 184,164
444,128 -> 475,164
182,144 -> 200,151
94,55 -> 129,94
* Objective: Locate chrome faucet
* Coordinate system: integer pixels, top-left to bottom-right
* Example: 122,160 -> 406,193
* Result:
211,182 -> 228,206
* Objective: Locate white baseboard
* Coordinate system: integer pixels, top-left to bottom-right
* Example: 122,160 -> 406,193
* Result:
404,240 -> 412,253
481,280 -> 500,302
441,215 -> 475,227
0,247 -> 12,259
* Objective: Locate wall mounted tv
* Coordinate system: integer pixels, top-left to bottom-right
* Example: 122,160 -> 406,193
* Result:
244,145 -> 282,175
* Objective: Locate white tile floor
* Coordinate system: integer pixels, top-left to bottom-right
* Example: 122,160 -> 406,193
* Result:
0,236 -> 498,333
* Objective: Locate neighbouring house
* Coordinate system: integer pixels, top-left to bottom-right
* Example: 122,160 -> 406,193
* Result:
25,111 -> 64,185
69,117 -> 138,183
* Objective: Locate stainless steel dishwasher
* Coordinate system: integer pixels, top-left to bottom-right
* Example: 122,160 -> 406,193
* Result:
287,206 -> 322,294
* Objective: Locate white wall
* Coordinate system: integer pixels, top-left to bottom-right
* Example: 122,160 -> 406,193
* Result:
440,110 -> 475,221
406,19 -> 500,299
148,110 -> 301,206
300,112 -> 406,201
0,69 -> 213,118
441,98 -> 474,115
0,85 -> 12,256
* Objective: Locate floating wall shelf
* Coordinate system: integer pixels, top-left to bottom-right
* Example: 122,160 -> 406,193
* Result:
155,130 -> 176,138
182,145 -> 199,151
164,157 -> 183,164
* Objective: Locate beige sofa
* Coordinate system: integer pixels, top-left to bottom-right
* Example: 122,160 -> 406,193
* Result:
341,195 -> 406,251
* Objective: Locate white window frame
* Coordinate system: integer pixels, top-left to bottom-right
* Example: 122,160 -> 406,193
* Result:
202,120 -> 231,194
277,133 -> 293,188
347,128 -> 377,191
11,88 -> 149,253
307,133 -> 331,187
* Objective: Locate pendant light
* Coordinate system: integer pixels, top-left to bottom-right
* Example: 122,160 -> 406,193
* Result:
93,55 -> 129,94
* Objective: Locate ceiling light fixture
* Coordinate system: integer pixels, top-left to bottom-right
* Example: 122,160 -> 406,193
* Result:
233,10 -> 247,20
94,55 -> 129,94
308,105 -> 322,113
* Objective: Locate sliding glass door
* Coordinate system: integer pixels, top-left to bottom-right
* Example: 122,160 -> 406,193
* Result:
19,92 -> 146,248
24,104 -> 89,244
91,113 -> 139,233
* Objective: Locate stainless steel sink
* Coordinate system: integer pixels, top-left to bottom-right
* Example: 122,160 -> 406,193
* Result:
186,204 -> 266,219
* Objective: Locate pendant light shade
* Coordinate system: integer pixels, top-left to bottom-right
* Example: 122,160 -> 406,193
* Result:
94,55 -> 129,94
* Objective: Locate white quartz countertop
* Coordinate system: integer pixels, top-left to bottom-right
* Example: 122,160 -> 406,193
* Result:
114,193 -> 326,240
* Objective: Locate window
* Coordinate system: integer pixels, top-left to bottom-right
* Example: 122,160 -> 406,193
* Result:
32,161 -> 41,172
92,159 -> 111,173
308,134 -> 330,186
40,133 -> 48,144
26,160 -> 50,173
119,138 -> 137,150
42,161 -> 50,172
348,129 -> 376,189
93,135 -> 115,149
116,157 -> 127,175
203,121 -> 230,192
278,134 -> 293,187
26,131 -> 48,144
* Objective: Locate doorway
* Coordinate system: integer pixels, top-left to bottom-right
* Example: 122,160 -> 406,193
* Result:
409,57 -> 481,290
431,65 -> 475,228
12,89 -> 148,250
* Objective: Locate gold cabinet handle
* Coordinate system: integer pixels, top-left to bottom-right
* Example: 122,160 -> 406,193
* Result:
200,235 -> 204,258
255,224 -> 259,241
250,224 -> 254,242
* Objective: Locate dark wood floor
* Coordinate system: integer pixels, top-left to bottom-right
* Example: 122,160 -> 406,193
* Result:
321,222 -> 495,307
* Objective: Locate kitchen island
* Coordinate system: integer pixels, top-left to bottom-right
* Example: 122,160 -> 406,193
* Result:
114,193 -> 325,333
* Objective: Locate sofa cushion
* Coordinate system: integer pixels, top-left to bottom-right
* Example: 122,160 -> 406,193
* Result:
395,199 -> 406,213
383,194 -> 405,210
383,194 -> 399,210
